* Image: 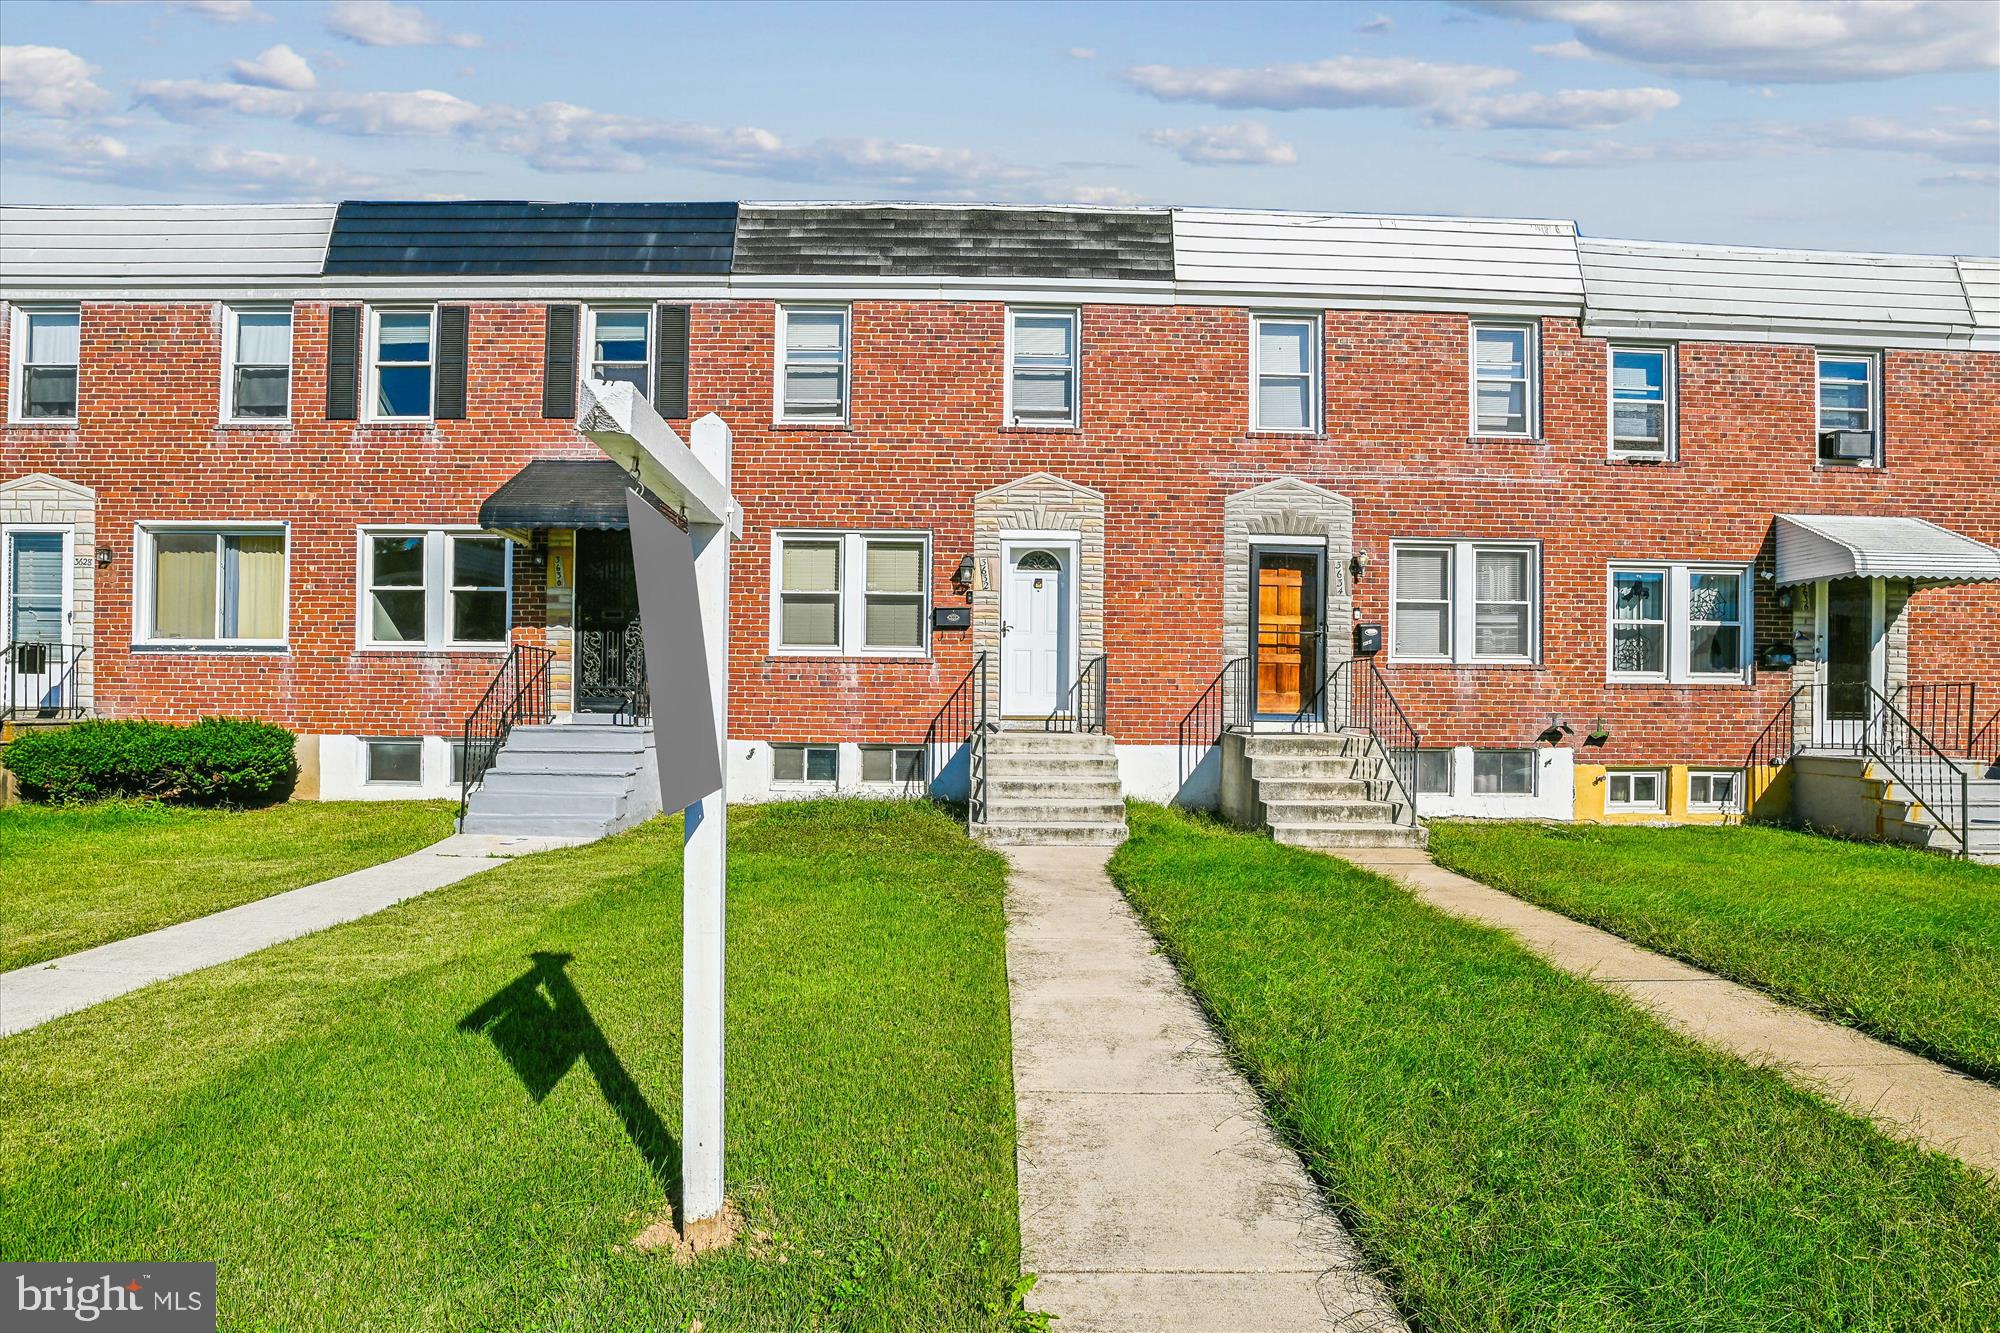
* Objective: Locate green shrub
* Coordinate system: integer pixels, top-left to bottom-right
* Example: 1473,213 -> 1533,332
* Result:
3,718 -> 296,804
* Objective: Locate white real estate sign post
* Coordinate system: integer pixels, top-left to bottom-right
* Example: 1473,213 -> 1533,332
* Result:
578,380 -> 741,1237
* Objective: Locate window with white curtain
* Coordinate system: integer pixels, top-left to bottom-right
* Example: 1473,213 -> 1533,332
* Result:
141,525 -> 288,646
225,306 -> 292,421
1007,307 -> 1077,426
1607,562 -> 1750,683
776,306 -> 849,423
1471,322 -> 1537,437
368,308 -> 434,420
773,531 -> 930,655
11,306 -> 80,421
1609,344 -> 1672,457
1251,314 -> 1318,432
360,528 -> 511,649
1391,541 -> 1539,663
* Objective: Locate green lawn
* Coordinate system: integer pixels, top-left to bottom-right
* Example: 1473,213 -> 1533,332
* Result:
1110,804 -> 2000,1333
1427,820 -> 2000,1081
1,803 -> 1026,1331
0,800 -> 457,971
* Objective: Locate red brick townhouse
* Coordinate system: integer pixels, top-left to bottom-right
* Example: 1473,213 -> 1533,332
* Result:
2,201 -> 1996,847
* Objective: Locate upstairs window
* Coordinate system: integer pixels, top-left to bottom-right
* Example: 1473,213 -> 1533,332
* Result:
1391,541 -> 1539,664
1006,307 -> 1078,427
1817,352 -> 1879,466
773,531 -> 930,656
1251,314 -> 1319,433
361,528 -> 511,650
11,306 -> 79,422
1609,344 -> 1672,458
140,525 -> 288,646
588,307 -> 651,395
1608,562 -> 1750,684
225,305 -> 292,421
369,308 -> 434,420
1471,321 -> 1538,437
776,305 -> 848,424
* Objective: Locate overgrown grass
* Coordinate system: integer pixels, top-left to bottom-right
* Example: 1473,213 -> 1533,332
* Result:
0,800 -> 456,970
1110,804 -> 2000,1333
1427,820 -> 2000,1080
1,802 -> 1025,1331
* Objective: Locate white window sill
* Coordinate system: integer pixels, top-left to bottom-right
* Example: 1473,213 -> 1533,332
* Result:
132,641 -> 290,654
773,418 -> 851,430
359,642 -> 514,654
769,647 -> 930,660
219,418 -> 294,429
1468,434 -> 1546,445
7,417 -> 79,428
1389,658 -> 1540,668
1606,674 -> 1751,688
1005,420 -> 1080,431
361,418 -> 436,428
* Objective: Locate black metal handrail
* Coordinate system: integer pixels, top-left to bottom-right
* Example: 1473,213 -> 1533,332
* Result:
1972,711 -> 2000,769
458,643 -> 554,828
1177,657 -> 1247,790
1742,684 -> 1807,816
1864,687 -> 1972,857
910,651 -> 991,824
2,639 -> 89,723
1303,658 -> 1423,822
1892,683 -> 1979,759
1046,655 -> 1107,734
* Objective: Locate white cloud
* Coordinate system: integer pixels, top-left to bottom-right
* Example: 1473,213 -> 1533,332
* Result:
1125,54 -> 1516,111
1463,1 -> 1999,83
1764,114 -> 1999,165
1532,39 -> 1593,60
305,88 -> 485,136
4,123 -> 385,197
1435,85 -> 1680,130
0,44 -> 111,116
183,0 -> 269,20
1150,120 -> 1298,165
1067,47 -> 1096,60
1922,169 -> 1999,188
326,0 -> 481,49
1488,137 -> 1759,168
1064,185 -> 1145,206
1356,13 -> 1394,34
133,78 -> 305,120
1488,112 -> 1996,169
231,43 -> 316,91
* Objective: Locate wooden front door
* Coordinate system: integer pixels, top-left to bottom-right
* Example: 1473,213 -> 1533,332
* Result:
1254,552 -> 1319,716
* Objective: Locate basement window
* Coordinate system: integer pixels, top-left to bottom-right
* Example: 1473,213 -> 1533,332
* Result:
861,744 -> 926,784
365,738 -> 424,785
1472,749 -> 1535,796
10,306 -> 80,422
1413,749 -> 1453,795
1605,769 -> 1666,812
1688,769 -> 1740,812
772,744 -> 838,785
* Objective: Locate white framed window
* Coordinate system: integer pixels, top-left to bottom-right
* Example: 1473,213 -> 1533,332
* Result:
771,530 -> 929,656
223,305 -> 292,422
1471,321 -> 1538,438
365,738 -> 425,785
860,744 -> 926,784
1688,769 -> 1740,812
587,306 -> 651,396
367,307 -> 435,421
1609,343 -> 1673,458
772,743 -> 838,785
10,305 -> 80,423
1816,351 -> 1880,466
1413,749 -> 1454,795
358,527 -> 512,650
1006,307 -> 1078,427
1390,541 -> 1539,664
1605,769 -> 1666,812
1473,749 -> 1536,795
1250,313 -> 1319,433
1607,562 -> 1751,684
775,305 -> 849,424
135,523 -> 289,648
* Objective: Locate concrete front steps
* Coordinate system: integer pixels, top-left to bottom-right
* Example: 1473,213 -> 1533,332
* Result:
973,729 -> 1128,847
459,714 -> 660,840
1237,731 -> 1426,851
1794,752 -> 2000,864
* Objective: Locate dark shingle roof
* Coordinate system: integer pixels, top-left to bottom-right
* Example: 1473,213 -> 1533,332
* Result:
323,201 -> 737,276
480,459 -> 636,530
732,205 -> 1173,280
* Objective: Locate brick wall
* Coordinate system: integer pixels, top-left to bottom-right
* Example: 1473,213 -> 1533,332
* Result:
3,296 -> 1995,765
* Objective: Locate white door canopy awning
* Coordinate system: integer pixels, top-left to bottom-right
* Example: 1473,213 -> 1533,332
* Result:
1774,514 -> 2000,587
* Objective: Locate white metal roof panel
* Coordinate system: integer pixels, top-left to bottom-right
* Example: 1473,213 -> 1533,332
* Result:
0,204 -> 336,285
1582,236 -> 1986,350
1775,514 -> 2000,586
1172,209 -> 1585,315
1959,258 -> 2000,352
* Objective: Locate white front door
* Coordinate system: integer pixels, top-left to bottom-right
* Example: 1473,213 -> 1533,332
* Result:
4,526 -> 73,710
1001,544 -> 1072,717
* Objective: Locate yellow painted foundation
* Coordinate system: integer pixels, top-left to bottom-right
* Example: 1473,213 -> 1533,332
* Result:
1573,763 -> 1788,825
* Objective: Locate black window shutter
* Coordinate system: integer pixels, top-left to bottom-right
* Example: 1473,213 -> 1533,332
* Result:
655,303 -> 690,418
435,305 -> 469,419
543,304 -> 579,418
325,306 -> 359,420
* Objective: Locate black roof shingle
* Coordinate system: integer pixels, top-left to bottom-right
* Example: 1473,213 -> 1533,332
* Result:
323,201 -> 737,276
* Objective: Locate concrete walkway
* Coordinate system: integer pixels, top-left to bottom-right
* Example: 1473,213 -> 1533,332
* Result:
1004,846 -> 1405,1333
1343,848 -> 2000,1180
0,832 -> 579,1037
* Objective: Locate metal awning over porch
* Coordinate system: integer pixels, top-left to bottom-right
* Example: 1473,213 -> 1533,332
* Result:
1774,514 -> 2000,587
479,459 -> 636,530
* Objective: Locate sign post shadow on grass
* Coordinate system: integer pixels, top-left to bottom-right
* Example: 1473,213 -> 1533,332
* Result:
569,381 -> 741,1250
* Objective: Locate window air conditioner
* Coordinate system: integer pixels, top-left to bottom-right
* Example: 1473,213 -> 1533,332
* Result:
1821,429 -> 1875,459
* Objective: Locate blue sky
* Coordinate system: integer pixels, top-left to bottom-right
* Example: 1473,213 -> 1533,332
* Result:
1,0 -> 1995,253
